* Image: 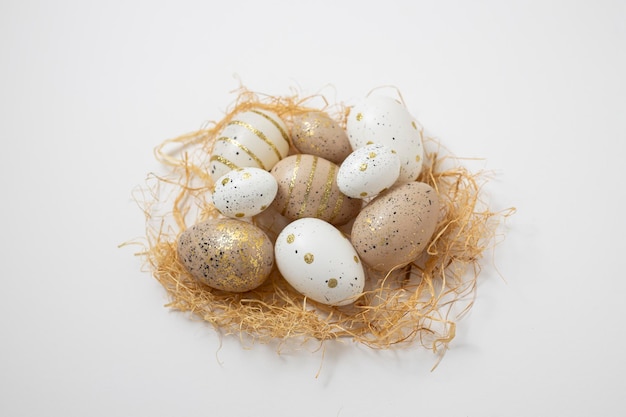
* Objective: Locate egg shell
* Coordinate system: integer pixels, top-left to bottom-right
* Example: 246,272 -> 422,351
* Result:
350,181 -> 440,272
275,218 -> 365,306
212,167 -> 278,218
337,143 -> 401,199
270,154 -> 362,226
177,218 -> 274,292
209,109 -> 290,182
346,95 -> 424,182
291,111 -> 352,164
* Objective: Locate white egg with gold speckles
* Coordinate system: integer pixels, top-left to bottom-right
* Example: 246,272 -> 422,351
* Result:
275,218 -> 365,306
212,167 -> 278,218
346,95 -> 424,182
337,143 -> 401,199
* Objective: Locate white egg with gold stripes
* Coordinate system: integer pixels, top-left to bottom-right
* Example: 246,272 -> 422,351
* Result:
209,109 -> 290,182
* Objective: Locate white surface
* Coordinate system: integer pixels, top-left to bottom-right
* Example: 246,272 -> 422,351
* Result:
1,0 -> 625,416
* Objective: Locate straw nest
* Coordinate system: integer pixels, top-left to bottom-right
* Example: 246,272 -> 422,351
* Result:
132,86 -> 513,360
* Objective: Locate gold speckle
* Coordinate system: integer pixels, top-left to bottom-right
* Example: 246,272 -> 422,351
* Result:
391,149 -> 397,154
353,256 -> 359,263
221,177 -> 230,186
286,234 -> 295,244
360,191 -> 368,197
260,205 -> 267,211
411,121 -> 418,130
235,213 -> 245,218
327,278 -> 338,288
359,163 -> 368,171
304,253 -> 314,264
242,172 -> 252,179
356,112 -> 363,121
416,154 -> 421,162
366,141 -> 374,145
368,152 -> 377,158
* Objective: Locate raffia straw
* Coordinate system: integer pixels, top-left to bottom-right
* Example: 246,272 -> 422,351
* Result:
133,85 -> 514,361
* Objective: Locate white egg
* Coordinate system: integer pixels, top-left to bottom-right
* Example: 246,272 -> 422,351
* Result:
346,95 -> 424,182
337,143 -> 401,199
212,167 -> 278,218
209,109 -> 290,182
275,218 -> 365,306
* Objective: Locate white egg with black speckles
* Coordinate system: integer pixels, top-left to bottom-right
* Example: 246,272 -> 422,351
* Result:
275,218 -> 365,306
346,95 -> 424,182
337,143 -> 401,199
212,167 -> 278,218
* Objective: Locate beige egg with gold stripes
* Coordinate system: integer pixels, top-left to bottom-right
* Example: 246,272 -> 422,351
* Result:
270,154 -> 362,226
209,109 -> 290,183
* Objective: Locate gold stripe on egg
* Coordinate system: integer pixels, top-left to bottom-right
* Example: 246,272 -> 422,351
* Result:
216,136 -> 266,170
249,109 -> 290,146
281,154 -> 301,216
328,192 -> 345,223
297,156 -> 318,218
210,154 -> 239,171
228,120 -> 283,161
316,163 -> 336,218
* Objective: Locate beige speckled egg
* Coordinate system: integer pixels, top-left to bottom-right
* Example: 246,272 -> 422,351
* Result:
350,182 -> 440,271
177,218 -> 274,292
270,154 -> 362,226
291,111 -> 352,164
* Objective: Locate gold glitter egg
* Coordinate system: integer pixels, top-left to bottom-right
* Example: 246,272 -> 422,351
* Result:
177,218 -> 274,292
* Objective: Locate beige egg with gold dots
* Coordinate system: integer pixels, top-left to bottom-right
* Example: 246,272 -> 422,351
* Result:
212,167 -> 278,218
177,218 -> 274,292
274,217 -> 365,306
346,95 -> 424,182
337,143 -> 401,199
291,111 -> 352,164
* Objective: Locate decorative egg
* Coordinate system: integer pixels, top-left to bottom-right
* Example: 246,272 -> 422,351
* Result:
177,218 -> 274,292
212,167 -> 278,218
270,154 -> 362,226
350,182 -> 440,272
336,143 -> 401,199
209,109 -> 290,182
346,95 -> 424,182
291,111 -> 352,164
275,217 -> 365,306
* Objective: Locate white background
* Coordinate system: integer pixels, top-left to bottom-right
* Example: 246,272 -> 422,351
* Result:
1,0 -> 625,416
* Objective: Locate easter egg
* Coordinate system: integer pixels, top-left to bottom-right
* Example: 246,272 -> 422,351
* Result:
350,182 -> 440,271
177,218 -> 274,292
209,109 -> 290,182
346,95 -> 424,182
291,111 -> 352,164
275,217 -> 365,306
270,154 -> 362,226
336,143 -> 401,199
212,167 -> 278,218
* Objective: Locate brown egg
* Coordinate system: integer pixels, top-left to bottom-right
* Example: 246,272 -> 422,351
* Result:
291,111 -> 352,164
350,182 -> 440,271
177,218 -> 274,292
270,154 -> 362,226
